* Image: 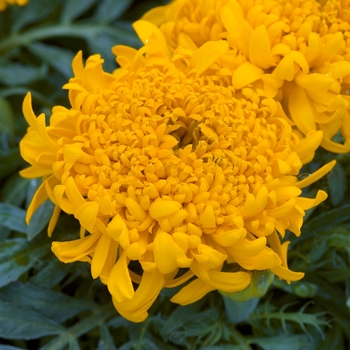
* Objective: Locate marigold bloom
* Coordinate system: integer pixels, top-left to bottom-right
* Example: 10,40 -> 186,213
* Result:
20,26 -> 335,322
0,0 -> 28,11
143,0 -> 350,153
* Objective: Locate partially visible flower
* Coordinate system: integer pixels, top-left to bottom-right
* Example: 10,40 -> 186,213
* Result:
20,27 -> 335,322
0,0 -> 28,11
143,0 -> 350,153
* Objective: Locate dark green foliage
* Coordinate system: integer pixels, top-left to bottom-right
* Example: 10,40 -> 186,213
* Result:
0,0 -> 349,349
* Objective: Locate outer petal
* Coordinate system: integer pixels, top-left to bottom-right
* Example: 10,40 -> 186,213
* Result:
171,278 -> 216,305
113,270 -> 165,322
108,251 -> 134,303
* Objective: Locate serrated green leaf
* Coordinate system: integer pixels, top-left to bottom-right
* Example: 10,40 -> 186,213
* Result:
0,203 -> 27,234
11,0 -> 61,33
0,300 -> 63,340
27,200 -> 54,240
0,174 -> 28,206
0,63 -> 47,86
329,163 -> 346,206
60,0 -> 97,23
0,282 -> 93,323
94,0 -> 133,23
0,148 -> 24,179
0,237 -> 48,288
27,42 -> 74,79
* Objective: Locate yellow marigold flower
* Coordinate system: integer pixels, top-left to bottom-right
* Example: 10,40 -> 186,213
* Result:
143,0 -> 350,153
20,28 -> 334,322
0,0 -> 28,11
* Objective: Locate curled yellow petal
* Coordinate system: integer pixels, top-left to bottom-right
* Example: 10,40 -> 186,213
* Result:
296,160 -> 336,188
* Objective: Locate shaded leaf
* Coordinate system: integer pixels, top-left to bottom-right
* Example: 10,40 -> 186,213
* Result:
0,300 -> 63,340
11,0 -> 61,33
60,0 -> 97,23
0,203 -> 27,234
0,281 -> 93,323
30,256 -> 72,288
222,297 -> 259,324
94,0 -> 133,23
0,97 -> 14,139
0,237 -> 48,288
250,335 -> 311,350
27,42 -> 74,79
318,325 -> 344,350
298,204 -> 350,242
0,148 -> 24,179
98,323 -> 117,350
0,63 -> 47,86
27,200 -> 54,240
0,174 -> 29,206
329,163 -> 346,206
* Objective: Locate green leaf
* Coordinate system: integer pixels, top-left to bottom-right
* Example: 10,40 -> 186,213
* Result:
318,325 -> 344,350
162,304 -> 200,339
0,63 -> 47,86
11,0 -> 61,33
29,257 -> 72,288
0,346 -> 26,350
250,335 -> 311,350
0,174 -> 29,206
0,148 -> 24,179
0,300 -> 63,340
40,306 -> 115,350
0,237 -> 48,288
0,96 -> 14,139
0,282 -> 93,323
0,203 -> 27,234
27,42 -> 74,79
329,163 -> 346,206
60,0 -> 98,23
298,204 -> 350,243
98,323 -> 117,350
327,231 -> 350,249
222,297 -> 259,324
27,200 -> 54,240
94,0 -> 133,23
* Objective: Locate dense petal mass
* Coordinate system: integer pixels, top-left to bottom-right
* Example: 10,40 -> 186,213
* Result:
143,0 -> 350,152
20,24 -> 334,321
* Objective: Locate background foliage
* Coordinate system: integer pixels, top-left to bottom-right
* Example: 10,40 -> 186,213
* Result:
0,0 -> 349,349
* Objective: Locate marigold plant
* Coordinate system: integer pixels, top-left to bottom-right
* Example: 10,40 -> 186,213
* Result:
143,0 -> 350,154
20,25 -> 335,322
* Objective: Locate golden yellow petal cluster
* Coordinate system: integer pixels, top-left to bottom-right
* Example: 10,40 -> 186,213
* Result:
143,0 -> 350,153
20,24 -> 335,322
0,0 -> 28,11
